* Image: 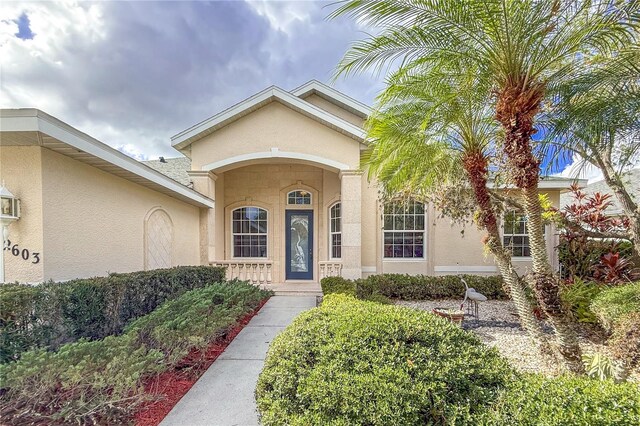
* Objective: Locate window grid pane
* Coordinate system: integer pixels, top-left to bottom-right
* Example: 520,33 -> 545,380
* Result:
232,207 -> 268,258
383,201 -> 425,258
330,203 -> 341,258
503,210 -> 535,257
287,190 -> 312,205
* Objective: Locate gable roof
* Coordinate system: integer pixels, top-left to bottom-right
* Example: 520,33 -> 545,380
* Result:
171,84 -> 367,151
0,109 -> 213,208
290,80 -> 372,118
142,157 -> 191,186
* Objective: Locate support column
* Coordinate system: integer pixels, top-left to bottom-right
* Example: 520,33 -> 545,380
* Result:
340,170 -> 362,279
187,171 -> 217,264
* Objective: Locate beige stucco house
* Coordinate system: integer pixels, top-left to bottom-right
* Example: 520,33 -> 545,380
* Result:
0,81 -> 583,285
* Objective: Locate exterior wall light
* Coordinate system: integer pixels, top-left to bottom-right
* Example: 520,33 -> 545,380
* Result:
1,181 -> 21,283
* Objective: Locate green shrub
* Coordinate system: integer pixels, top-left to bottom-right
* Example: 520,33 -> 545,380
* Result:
0,279 -> 271,425
590,282 -> 640,331
560,278 -> 603,324
0,334 -> 164,424
127,281 -> 271,365
0,266 -> 226,363
321,274 -> 507,301
320,276 -> 355,296
486,374 -> 640,425
256,294 -> 513,425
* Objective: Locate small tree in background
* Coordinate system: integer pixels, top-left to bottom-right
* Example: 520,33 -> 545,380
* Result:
362,65 -> 547,345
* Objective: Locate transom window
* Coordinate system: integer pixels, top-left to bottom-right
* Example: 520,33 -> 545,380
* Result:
503,210 -> 530,257
383,201 -> 425,258
287,190 -> 311,205
232,207 -> 267,258
330,203 -> 341,258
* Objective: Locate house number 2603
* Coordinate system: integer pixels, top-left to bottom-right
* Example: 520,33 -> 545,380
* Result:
3,240 -> 40,264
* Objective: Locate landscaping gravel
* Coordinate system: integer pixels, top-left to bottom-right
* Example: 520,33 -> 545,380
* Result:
396,299 -> 600,376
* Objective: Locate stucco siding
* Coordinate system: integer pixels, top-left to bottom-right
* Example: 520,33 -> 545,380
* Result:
0,146 -> 44,283
190,102 -> 363,172
302,93 -> 365,128
40,148 -> 201,281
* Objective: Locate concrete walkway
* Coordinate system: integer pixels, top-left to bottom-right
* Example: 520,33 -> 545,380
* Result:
160,295 -> 317,426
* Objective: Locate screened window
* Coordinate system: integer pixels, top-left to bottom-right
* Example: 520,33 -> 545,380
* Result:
287,190 -> 311,205
383,201 -> 425,258
330,203 -> 341,258
232,207 -> 267,258
503,210 -> 530,257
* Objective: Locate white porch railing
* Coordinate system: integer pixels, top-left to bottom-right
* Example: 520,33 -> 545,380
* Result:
211,261 -> 273,285
319,261 -> 343,280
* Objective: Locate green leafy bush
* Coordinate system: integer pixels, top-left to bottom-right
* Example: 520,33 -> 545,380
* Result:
486,374 -> 640,425
560,278 -> 603,324
321,273 -> 507,301
590,282 -> 640,331
256,294 -> 513,425
0,266 -> 226,363
320,276 -> 355,295
0,280 -> 271,425
127,281 -> 271,365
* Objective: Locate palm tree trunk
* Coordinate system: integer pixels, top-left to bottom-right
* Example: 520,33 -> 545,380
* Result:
523,185 -> 584,372
462,151 -> 546,344
496,85 -> 584,373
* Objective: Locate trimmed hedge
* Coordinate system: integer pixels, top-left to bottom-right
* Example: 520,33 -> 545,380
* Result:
590,282 -> 640,332
0,266 -> 226,363
0,281 -> 271,425
257,295 -> 640,426
487,374 -> 640,425
321,273 -> 508,301
256,294 -> 514,425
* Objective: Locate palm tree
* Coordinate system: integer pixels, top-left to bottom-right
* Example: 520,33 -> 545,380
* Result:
543,47 -> 640,257
331,0 -> 636,372
364,66 -> 548,344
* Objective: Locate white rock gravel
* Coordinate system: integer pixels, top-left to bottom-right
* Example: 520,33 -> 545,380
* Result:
396,299 -> 597,376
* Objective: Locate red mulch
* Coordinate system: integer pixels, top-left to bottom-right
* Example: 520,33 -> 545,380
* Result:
133,298 -> 270,426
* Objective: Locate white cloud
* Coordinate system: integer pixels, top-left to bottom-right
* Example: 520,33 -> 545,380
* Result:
1,1 -> 382,160
557,153 -> 605,183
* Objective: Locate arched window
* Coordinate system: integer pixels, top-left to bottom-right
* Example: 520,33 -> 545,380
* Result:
145,208 -> 173,269
287,190 -> 311,205
329,202 -> 341,259
383,200 -> 425,258
232,207 -> 268,258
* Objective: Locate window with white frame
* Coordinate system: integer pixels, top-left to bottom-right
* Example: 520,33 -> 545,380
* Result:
232,207 -> 267,258
329,202 -> 341,258
503,210 -> 531,257
287,190 -> 311,205
383,201 -> 425,258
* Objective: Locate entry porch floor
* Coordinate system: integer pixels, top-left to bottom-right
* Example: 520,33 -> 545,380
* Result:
263,281 -> 322,296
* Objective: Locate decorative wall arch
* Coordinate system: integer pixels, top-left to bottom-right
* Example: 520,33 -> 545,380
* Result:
201,148 -> 351,173
144,207 -> 173,270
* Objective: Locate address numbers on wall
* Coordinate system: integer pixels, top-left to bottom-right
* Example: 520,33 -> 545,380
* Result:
3,240 -> 40,264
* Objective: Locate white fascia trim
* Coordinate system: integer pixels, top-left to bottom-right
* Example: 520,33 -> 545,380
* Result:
487,179 -> 588,190
202,147 -> 351,172
1,109 -> 214,208
171,86 -> 366,150
290,80 -> 372,118
434,266 -> 498,273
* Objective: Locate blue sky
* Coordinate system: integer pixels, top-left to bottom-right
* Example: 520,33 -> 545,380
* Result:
0,1 -> 593,179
